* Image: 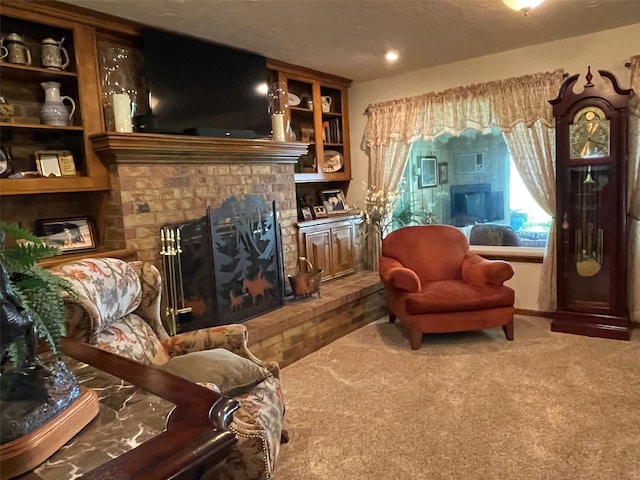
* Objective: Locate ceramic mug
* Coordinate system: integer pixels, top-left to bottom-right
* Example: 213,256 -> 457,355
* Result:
321,95 -> 332,113
41,37 -> 70,70
4,33 -> 31,65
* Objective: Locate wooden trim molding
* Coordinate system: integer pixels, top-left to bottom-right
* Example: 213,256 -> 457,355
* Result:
2,1 -> 141,36
470,245 -> 544,264
90,132 -> 310,165
266,59 -> 353,87
515,309 -> 552,318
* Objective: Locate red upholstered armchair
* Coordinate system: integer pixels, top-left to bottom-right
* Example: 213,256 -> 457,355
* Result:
379,225 -> 516,349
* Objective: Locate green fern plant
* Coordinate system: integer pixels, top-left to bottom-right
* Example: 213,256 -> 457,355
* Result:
0,222 -> 76,364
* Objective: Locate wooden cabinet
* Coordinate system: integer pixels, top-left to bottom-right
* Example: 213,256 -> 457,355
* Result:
0,1 -> 136,261
268,61 -> 357,272
267,60 -> 352,184
297,215 -> 357,281
0,3 -> 109,195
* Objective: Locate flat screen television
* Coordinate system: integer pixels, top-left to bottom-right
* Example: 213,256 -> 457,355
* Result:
450,183 -> 504,225
140,28 -> 271,138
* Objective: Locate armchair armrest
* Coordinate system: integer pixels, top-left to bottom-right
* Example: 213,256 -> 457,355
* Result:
379,256 -> 421,293
462,254 -> 514,286
161,324 -> 280,377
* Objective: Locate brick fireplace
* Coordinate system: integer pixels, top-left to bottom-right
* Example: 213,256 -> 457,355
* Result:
90,132 -> 309,277
89,133 -> 384,365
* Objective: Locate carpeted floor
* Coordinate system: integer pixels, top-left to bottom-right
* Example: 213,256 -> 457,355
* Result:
274,316 -> 640,480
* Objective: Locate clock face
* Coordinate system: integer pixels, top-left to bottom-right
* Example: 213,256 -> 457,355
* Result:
569,106 -> 610,159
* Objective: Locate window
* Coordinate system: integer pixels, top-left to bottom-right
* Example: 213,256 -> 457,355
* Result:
394,128 -> 551,249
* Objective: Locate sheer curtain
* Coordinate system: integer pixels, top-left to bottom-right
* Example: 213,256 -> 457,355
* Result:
628,55 -> 640,323
493,71 -> 565,312
361,138 -> 412,269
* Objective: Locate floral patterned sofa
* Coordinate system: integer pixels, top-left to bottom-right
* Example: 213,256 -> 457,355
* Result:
49,257 -> 285,480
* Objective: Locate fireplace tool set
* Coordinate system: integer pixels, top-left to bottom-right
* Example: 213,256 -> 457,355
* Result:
160,227 -> 192,335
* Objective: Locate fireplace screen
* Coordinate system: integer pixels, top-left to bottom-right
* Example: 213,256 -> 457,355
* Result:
161,196 -> 285,334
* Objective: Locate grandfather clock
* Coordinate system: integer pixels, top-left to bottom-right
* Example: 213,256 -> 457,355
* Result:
549,67 -> 632,340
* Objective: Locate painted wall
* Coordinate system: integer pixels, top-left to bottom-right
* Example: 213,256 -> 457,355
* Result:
347,23 -> 640,311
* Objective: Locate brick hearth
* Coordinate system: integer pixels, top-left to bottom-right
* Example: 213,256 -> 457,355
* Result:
245,271 -> 385,367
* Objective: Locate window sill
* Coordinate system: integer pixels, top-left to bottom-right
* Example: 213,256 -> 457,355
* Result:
469,245 -> 544,263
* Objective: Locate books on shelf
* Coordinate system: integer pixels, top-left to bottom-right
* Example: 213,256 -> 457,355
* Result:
322,118 -> 342,144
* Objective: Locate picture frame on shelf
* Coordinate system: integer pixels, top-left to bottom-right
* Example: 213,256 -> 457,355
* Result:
320,189 -> 347,213
438,162 -> 449,185
418,156 -> 437,188
35,217 -> 96,253
300,127 -> 315,143
301,207 -> 313,221
35,150 -> 77,177
312,206 -> 328,218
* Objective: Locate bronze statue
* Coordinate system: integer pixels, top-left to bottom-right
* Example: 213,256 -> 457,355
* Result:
0,228 -> 80,445
0,238 -> 39,368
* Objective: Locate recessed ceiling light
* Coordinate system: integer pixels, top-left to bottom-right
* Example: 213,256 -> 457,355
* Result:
385,50 -> 399,63
502,0 -> 544,15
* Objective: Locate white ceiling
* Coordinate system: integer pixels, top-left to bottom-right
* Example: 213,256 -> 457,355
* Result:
63,0 -> 640,83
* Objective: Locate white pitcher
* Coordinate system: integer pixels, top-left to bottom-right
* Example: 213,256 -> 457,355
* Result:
40,81 -> 75,126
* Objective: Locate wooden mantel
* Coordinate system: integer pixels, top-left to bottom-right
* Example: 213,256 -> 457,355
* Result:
89,132 -> 309,164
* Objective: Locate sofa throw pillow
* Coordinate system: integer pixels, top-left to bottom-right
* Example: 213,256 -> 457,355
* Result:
159,348 -> 272,397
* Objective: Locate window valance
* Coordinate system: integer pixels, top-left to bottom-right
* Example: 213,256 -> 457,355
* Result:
362,69 -> 565,148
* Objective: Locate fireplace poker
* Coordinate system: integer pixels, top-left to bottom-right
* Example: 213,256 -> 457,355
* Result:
160,227 -> 177,336
168,229 -> 179,336
174,228 -> 193,323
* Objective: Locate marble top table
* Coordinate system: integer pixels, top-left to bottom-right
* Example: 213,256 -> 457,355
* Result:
14,340 -> 239,480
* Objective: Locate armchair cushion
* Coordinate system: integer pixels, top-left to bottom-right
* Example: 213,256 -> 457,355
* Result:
462,253 -> 515,286
159,348 -> 273,397
405,280 -> 515,314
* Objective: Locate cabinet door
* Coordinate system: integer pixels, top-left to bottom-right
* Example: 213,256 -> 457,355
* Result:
305,230 -> 332,280
330,224 -> 354,278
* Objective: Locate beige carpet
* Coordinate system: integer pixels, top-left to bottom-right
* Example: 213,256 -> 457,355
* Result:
275,316 -> 640,480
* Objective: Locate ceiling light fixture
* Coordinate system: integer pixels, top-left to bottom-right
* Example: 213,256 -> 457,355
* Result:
385,50 -> 399,63
502,0 -> 544,15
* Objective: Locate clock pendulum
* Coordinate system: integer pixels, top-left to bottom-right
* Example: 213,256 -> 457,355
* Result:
575,165 -> 602,278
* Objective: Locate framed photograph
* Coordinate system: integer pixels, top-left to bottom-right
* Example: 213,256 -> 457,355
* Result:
320,189 -> 347,213
312,205 -> 328,218
35,150 -> 77,177
419,156 -> 437,188
301,206 -> 313,221
35,217 -> 96,253
438,162 -> 449,185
